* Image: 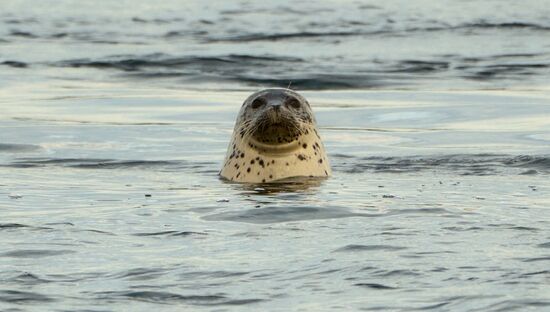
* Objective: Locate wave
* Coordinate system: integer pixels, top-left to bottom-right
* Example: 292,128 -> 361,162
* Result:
203,205 -> 459,224
458,63 -> 550,80
5,158 -> 221,175
54,54 -> 401,89
205,31 -> 380,42
7,158 -> 184,169
456,22 -> 550,31
133,230 -> 207,237
1,60 -> 28,68
0,143 -> 41,152
0,223 -> 53,232
92,290 -> 263,306
0,249 -> 75,258
386,60 -> 450,73
334,244 -> 407,252
6,155 -> 548,175
1,47 -> 546,89
57,54 -> 302,71
203,206 -> 365,224
354,283 -> 396,290
232,73 -> 396,90
0,290 -> 55,304
333,154 -> 550,175
48,51 -> 549,89
206,22 -> 550,42
131,17 -> 185,24
9,30 -> 38,38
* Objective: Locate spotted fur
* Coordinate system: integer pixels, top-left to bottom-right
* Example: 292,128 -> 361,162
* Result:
220,88 -> 331,183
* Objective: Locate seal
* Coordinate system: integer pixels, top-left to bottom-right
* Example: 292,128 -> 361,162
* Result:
220,88 -> 331,183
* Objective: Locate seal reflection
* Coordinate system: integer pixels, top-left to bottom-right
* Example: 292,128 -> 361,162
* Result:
224,176 -> 327,194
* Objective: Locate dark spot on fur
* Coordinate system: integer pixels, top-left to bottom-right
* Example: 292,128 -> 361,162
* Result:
302,143 -> 307,149
236,172 -> 241,178
286,162 -> 289,166
240,153 -> 244,158
256,157 -> 260,161
250,159 -> 255,164
259,160 -> 265,167
297,154 -> 306,161
325,170 -> 328,175
247,167 -> 251,173
319,159 -> 323,164
269,175 -> 273,179
271,160 -> 275,164
262,179 -> 266,183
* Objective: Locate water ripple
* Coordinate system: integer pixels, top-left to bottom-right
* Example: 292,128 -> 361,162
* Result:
0,250 -> 75,258
0,223 -> 30,230
0,143 -> 41,153
92,291 -> 263,306
202,206 -> 370,224
522,256 -> 550,263
4,273 -> 51,285
7,158 -> 184,170
334,244 -> 407,252
133,231 -> 207,237
110,268 -> 170,281
0,290 -> 55,303
354,283 -> 396,290
333,154 -> 550,175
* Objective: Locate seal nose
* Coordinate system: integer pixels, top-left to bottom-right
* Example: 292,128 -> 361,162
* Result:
267,103 -> 282,123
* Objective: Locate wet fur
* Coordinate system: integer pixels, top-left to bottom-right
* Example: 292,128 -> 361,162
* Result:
220,88 -> 331,183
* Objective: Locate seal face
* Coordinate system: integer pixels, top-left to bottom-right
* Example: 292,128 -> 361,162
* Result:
220,88 -> 331,183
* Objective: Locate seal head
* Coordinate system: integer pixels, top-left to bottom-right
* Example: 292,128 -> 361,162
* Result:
220,88 -> 331,183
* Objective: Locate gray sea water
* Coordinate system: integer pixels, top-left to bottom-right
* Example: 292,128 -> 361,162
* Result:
1,1 -> 550,311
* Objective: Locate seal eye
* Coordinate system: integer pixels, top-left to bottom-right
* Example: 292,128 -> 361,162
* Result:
251,98 -> 266,109
286,98 -> 301,109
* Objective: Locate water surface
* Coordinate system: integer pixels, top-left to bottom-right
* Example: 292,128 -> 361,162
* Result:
1,1 -> 550,311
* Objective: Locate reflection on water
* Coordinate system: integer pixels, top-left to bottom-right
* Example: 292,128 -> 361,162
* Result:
226,176 -> 327,194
